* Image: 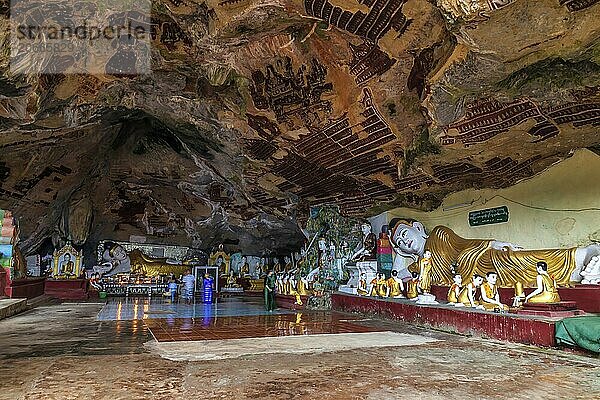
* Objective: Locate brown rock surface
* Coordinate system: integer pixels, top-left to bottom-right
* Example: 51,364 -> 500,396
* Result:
0,0 -> 599,253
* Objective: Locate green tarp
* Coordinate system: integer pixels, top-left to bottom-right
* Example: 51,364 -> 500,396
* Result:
555,316 -> 600,353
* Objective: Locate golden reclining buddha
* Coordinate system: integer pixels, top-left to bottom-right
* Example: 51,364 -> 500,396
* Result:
129,249 -> 189,277
389,218 -> 600,287
97,243 -> 190,277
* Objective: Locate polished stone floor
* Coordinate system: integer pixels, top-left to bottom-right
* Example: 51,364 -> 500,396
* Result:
146,311 -> 382,342
96,296 -> 293,321
0,296 -> 599,400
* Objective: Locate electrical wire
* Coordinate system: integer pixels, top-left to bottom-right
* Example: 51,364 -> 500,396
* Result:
483,195 -> 600,213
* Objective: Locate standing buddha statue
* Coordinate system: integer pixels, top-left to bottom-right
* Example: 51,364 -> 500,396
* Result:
418,250 -> 433,293
406,272 -> 420,299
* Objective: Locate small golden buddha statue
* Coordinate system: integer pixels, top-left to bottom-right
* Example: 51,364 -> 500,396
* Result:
297,276 -> 311,296
369,276 -> 378,296
457,274 -> 484,307
284,256 -> 293,272
357,273 -> 369,296
225,272 -> 240,288
240,256 -> 250,277
288,276 -> 303,305
284,274 -> 291,295
375,273 -> 388,297
480,271 -> 509,311
525,261 -> 561,304
406,272 -> 420,299
418,250 -> 433,293
447,274 -> 463,303
386,270 -> 405,298
273,258 -> 282,273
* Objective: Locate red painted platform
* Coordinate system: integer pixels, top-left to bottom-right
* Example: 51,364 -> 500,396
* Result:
431,284 -> 600,313
45,279 -> 88,300
332,292 -> 559,347
4,277 -> 45,299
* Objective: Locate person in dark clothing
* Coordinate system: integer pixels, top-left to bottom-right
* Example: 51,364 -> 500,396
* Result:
264,270 -> 276,312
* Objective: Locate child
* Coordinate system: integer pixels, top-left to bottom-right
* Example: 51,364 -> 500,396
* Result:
168,278 -> 178,302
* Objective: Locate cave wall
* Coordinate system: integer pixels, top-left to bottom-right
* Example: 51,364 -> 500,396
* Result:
0,0 -> 599,256
372,149 -> 600,268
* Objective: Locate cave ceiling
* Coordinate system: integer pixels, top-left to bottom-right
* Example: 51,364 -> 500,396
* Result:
0,0 -> 599,255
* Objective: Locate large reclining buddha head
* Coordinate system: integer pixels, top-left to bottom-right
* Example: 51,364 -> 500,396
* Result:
388,218 -> 429,259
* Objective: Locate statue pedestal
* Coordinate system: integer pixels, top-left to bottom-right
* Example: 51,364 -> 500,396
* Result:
339,261 -> 377,295
3,276 -> 46,299
518,301 -> 583,318
45,279 -> 88,300
415,293 -> 438,305
431,284 -> 600,313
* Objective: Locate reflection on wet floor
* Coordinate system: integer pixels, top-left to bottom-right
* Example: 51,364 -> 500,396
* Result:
146,311 -> 383,342
96,296 -> 294,321
97,297 -> 292,321
99,297 -> 390,343
0,303 -> 152,360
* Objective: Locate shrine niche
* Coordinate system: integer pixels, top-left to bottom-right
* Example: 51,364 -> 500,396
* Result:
209,245 -> 231,277
52,244 -> 82,279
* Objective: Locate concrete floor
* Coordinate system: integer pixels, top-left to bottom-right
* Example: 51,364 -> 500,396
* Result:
0,298 -> 599,400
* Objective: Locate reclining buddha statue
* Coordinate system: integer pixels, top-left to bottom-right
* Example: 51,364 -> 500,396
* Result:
389,218 -> 600,287
95,243 -> 189,277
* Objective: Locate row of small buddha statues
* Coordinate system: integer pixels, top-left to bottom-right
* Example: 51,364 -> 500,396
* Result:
357,261 -> 560,311
225,269 -> 317,305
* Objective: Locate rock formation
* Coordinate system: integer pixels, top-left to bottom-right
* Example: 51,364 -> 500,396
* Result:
0,0 -> 598,256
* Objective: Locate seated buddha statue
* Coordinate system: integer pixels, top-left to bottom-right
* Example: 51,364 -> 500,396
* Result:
240,256 -> 250,277
61,254 -> 75,276
525,261 -> 561,304
457,274 -> 484,307
447,274 -> 463,304
357,273 -> 369,296
480,271 -> 509,311
406,272 -> 420,299
389,219 -> 600,288
225,272 -> 240,288
374,273 -> 388,297
386,270 -> 405,298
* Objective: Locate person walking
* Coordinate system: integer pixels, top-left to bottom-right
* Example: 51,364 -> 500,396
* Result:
264,270 -> 276,312
182,269 -> 195,304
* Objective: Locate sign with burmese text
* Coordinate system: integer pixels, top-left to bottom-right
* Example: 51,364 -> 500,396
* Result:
468,206 -> 509,227
10,0 -> 151,75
